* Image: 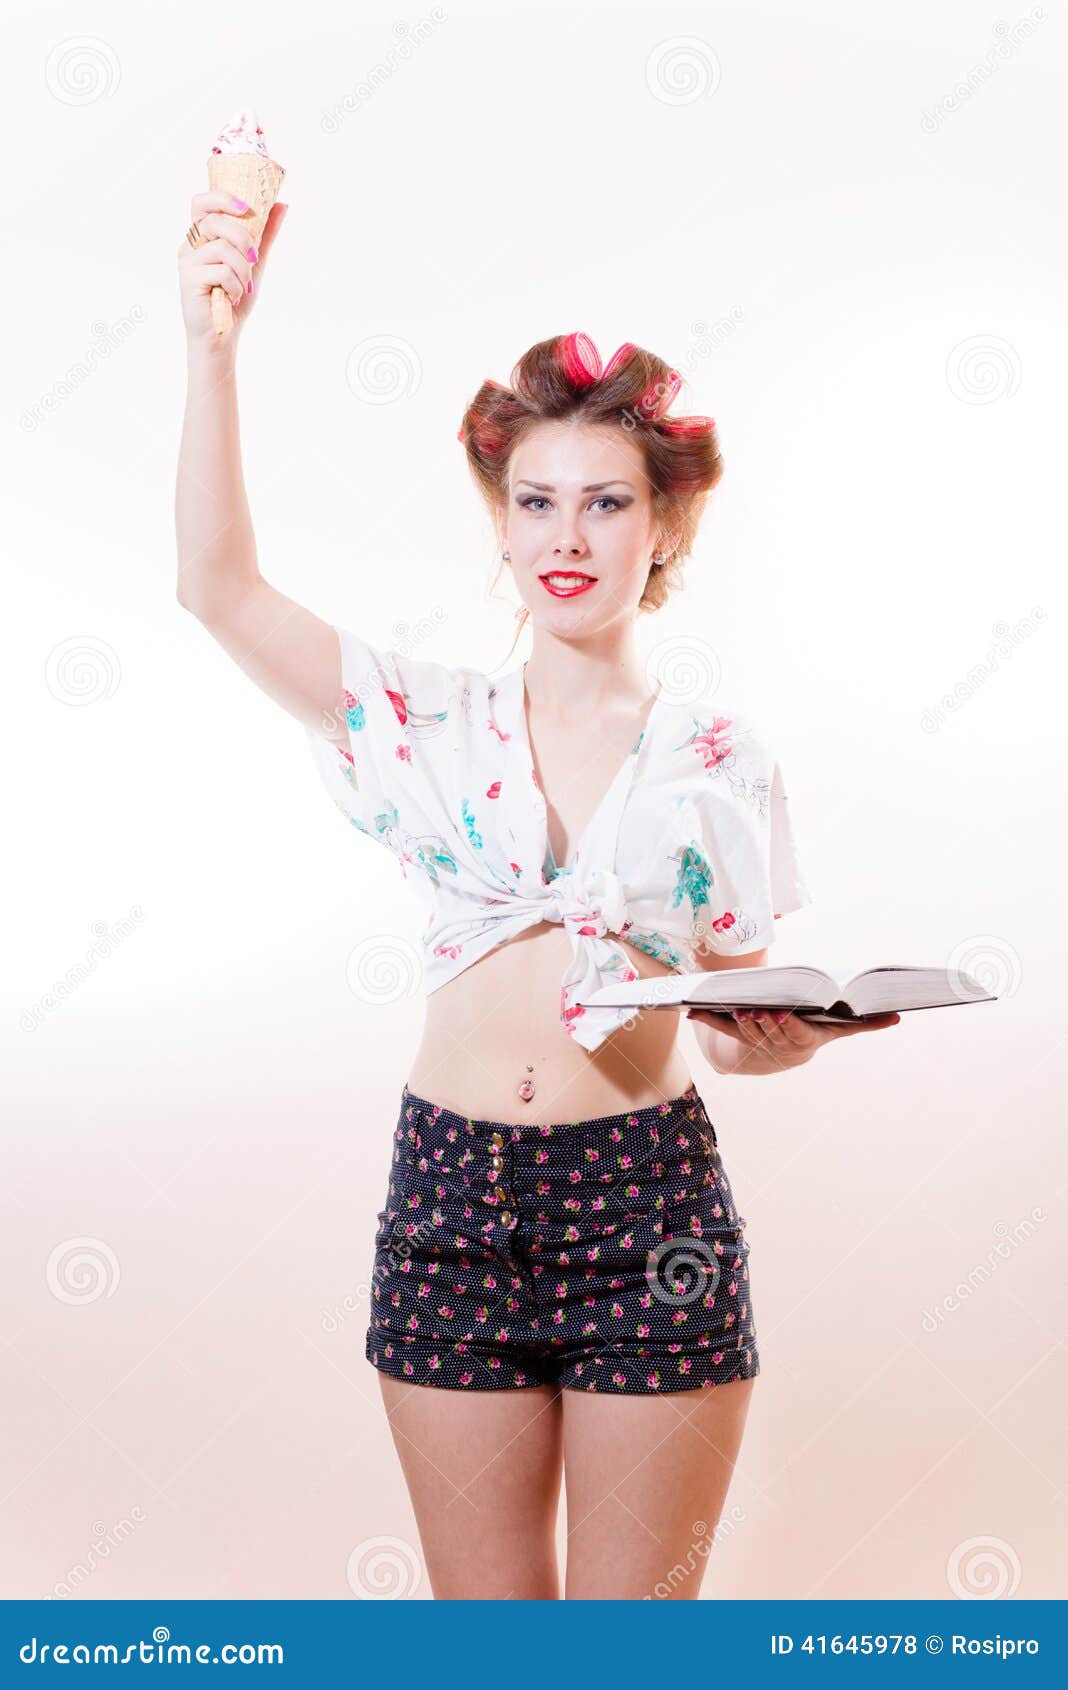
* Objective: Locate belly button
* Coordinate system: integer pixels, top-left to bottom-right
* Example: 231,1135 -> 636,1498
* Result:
517,1063 -> 535,1103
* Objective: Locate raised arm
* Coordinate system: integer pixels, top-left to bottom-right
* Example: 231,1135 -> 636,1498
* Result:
174,187 -> 345,742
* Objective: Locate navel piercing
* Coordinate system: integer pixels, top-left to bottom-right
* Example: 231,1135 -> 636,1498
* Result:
517,1062 -> 535,1103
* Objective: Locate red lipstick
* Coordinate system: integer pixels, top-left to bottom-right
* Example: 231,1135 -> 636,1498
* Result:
538,571 -> 597,598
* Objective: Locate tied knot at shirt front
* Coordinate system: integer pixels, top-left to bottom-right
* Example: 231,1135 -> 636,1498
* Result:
304,627 -> 814,1053
544,864 -> 629,940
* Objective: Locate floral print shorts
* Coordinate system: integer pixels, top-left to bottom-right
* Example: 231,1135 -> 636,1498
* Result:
366,1081 -> 760,1394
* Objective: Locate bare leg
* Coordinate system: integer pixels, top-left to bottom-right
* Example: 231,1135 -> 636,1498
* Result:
376,1373 -> 564,1600
561,1375 -> 756,1599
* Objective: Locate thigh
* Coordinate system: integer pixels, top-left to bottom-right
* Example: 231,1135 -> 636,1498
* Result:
562,1375 -> 756,1600
376,1373 -> 565,1600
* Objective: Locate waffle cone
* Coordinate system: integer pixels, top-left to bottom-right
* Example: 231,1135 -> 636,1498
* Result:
205,151 -> 285,335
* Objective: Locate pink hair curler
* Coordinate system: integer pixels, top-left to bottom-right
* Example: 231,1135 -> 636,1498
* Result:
636,368 -> 682,421
660,414 -> 716,437
560,331 -> 603,388
600,341 -> 637,382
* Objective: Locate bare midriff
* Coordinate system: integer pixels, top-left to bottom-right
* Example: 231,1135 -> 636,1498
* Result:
405,921 -> 696,1125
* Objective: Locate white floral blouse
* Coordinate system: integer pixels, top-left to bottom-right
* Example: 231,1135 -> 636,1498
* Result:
305,626 -> 813,1053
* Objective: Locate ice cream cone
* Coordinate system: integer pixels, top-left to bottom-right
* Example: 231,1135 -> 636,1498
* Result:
205,109 -> 285,336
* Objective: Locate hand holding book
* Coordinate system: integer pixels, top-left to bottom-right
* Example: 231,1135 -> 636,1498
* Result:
684,1003 -> 902,1067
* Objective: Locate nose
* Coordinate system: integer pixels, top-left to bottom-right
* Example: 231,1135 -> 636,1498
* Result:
550,504 -> 592,560
552,531 -> 590,561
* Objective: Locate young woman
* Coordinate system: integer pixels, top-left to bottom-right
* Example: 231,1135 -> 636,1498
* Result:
176,192 -> 900,1601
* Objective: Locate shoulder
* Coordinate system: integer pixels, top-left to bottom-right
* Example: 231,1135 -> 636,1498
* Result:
653,689 -> 772,784
331,624 -> 490,720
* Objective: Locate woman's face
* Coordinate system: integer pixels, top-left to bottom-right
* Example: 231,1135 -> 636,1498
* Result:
499,420 -> 663,635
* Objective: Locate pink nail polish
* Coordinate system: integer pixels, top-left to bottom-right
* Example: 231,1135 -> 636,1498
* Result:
247,278 -> 253,293
231,196 -> 249,211
774,1011 -> 786,1023
247,246 -> 258,262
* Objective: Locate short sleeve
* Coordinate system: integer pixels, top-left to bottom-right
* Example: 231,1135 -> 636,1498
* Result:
304,624 -> 453,849
688,718 -> 813,956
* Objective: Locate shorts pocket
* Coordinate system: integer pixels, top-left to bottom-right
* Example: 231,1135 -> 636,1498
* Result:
661,1148 -> 742,1244
373,1148 -> 419,1257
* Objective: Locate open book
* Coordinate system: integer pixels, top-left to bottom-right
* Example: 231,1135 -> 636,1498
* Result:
580,964 -> 998,1025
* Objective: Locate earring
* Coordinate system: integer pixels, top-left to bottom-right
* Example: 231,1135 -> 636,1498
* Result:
651,551 -> 663,567
502,547 -> 511,563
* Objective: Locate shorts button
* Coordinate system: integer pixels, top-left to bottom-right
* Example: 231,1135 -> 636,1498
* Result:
495,1185 -> 507,1201
490,1154 -> 503,1171
501,1210 -> 513,1226
489,1132 -> 504,1149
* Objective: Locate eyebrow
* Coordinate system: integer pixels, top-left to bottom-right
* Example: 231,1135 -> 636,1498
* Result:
515,480 -> 635,493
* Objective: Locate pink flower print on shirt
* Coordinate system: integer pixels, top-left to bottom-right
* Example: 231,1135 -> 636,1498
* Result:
342,689 -> 365,732
395,743 -> 412,764
486,781 -> 501,799
385,687 -> 407,726
690,715 -> 734,771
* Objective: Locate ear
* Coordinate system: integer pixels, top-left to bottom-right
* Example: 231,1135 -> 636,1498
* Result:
656,521 -> 684,560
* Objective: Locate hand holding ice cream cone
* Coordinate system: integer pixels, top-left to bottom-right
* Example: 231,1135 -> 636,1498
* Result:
177,106 -> 286,351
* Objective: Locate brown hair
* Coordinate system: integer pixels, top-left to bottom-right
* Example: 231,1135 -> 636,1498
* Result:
457,332 -> 724,663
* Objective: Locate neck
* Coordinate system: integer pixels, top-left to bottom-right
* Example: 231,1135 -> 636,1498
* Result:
522,631 -> 655,719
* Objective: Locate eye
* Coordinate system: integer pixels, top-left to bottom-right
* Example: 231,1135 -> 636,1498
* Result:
516,494 -> 630,514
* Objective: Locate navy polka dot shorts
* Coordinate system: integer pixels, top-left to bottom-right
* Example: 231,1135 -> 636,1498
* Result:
366,1082 -> 759,1394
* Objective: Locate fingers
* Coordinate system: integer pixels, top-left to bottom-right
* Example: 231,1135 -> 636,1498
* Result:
733,1009 -> 812,1059
191,209 -> 262,257
685,1009 -> 744,1037
190,190 -> 258,218
687,1006 -> 804,1054
185,246 -> 249,308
